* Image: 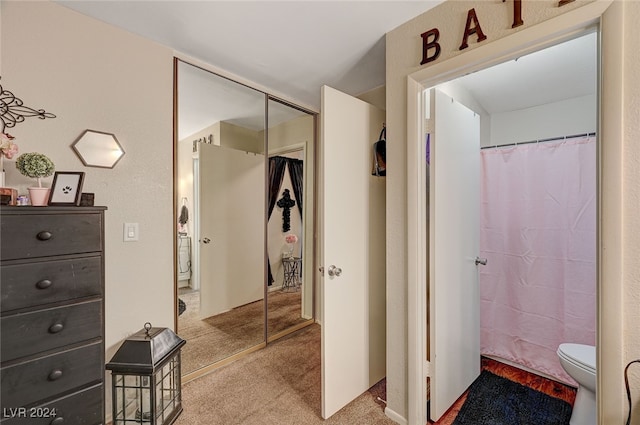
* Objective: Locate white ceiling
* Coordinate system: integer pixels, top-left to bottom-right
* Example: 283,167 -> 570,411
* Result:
55,0 -> 445,111
453,32 -> 597,114
55,1 -> 596,139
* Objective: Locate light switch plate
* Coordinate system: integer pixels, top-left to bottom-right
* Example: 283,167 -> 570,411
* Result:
124,223 -> 139,242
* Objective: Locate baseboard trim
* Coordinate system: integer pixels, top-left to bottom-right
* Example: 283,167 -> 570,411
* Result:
384,407 -> 408,425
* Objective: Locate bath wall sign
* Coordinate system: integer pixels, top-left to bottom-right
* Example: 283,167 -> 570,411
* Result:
420,0 -> 576,66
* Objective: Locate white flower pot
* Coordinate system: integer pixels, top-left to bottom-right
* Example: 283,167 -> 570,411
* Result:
28,187 -> 50,206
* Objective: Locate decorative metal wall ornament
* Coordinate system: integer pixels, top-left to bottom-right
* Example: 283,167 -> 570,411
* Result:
277,189 -> 296,232
0,79 -> 56,133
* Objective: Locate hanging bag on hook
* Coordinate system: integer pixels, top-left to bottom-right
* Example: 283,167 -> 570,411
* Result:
372,125 -> 386,176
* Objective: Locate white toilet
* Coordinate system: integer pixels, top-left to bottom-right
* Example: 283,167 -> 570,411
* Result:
557,343 -> 596,425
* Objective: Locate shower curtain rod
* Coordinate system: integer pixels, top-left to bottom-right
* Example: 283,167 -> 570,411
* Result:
480,132 -> 596,150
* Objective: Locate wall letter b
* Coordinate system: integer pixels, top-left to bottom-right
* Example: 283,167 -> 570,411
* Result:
420,28 -> 441,65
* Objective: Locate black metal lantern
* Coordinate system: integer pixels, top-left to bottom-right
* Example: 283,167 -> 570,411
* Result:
106,323 -> 186,424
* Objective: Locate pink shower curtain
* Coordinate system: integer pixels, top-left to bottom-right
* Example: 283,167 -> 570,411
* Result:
479,135 -> 596,385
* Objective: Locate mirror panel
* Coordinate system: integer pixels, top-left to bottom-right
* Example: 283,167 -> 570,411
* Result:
266,98 -> 315,337
175,59 -> 316,377
72,129 -> 125,168
176,60 -> 266,376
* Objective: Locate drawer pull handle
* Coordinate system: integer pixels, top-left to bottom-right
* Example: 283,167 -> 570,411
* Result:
51,417 -> 64,425
37,231 -> 53,241
48,369 -> 63,381
49,323 -> 64,333
36,279 -> 53,289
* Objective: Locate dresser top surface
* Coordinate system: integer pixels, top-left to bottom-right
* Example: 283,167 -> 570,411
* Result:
1,206 -> 107,215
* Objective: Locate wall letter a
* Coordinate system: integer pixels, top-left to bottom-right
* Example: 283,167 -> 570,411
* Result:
459,8 -> 487,50
420,28 -> 441,65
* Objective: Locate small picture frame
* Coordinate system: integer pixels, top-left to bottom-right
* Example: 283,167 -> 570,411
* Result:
48,172 -> 85,206
79,192 -> 95,207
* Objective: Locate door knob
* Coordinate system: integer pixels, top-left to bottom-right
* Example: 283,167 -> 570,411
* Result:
201,237 -> 211,244
475,257 -> 488,266
327,265 -> 342,277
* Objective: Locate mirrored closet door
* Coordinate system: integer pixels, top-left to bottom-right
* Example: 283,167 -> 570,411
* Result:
266,98 -> 315,339
174,59 -> 316,378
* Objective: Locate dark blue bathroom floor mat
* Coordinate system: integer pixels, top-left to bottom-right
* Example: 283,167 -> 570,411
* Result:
452,370 -> 573,425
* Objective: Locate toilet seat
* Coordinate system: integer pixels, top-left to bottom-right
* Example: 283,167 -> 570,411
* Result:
558,343 -> 596,375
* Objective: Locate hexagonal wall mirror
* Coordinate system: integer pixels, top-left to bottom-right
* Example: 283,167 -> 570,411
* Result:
72,129 -> 125,168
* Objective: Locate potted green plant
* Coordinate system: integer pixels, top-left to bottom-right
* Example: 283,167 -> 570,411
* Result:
15,152 -> 55,206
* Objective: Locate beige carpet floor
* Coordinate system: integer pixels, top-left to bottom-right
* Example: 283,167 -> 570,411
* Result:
175,324 -> 395,425
178,289 -> 309,375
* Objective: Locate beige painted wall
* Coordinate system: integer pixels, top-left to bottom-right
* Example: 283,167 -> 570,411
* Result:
386,0 -> 639,423
1,1 -> 174,420
357,85 -> 386,111
220,121 -> 263,153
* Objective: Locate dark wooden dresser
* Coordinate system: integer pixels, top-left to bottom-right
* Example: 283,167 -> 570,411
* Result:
0,206 -> 106,425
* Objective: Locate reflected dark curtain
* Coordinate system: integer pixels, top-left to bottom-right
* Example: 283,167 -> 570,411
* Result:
287,159 -> 304,217
287,158 -> 304,281
268,157 -> 287,285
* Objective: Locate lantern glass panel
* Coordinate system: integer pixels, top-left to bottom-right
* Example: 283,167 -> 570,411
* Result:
113,374 -> 152,423
155,356 -> 182,423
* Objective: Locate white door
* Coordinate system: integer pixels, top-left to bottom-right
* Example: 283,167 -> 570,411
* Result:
320,85 -> 386,419
429,89 -> 481,421
197,143 -> 265,319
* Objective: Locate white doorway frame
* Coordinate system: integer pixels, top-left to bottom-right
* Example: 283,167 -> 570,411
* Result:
405,2 -> 623,424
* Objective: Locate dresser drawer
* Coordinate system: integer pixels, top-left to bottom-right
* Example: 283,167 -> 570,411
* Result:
1,301 -> 102,362
0,214 -> 102,261
0,342 -> 102,410
0,383 -> 103,425
1,257 -> 102,313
